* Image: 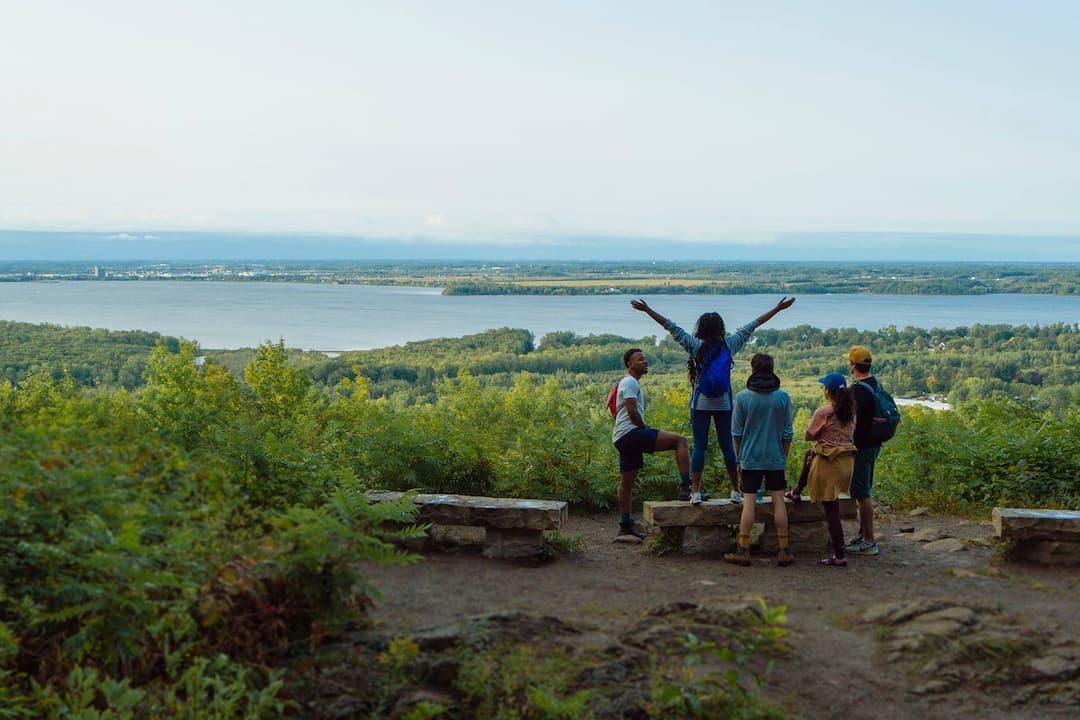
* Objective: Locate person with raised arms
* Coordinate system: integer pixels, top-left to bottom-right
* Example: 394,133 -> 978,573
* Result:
631,296 -> 796,504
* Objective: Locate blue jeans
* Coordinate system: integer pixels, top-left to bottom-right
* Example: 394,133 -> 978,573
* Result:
690,409 -> 737,474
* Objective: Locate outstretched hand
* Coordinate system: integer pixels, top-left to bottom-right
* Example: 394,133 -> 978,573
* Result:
630,298 -> 651,313
775,296 -> 795,311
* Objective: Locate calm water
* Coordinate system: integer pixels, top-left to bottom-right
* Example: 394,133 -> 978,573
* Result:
1,281 -> 1078,351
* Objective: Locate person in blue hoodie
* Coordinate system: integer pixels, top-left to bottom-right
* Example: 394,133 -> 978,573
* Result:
724,353 -> 795,567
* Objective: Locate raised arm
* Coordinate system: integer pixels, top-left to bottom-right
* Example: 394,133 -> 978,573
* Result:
630,298 -> 669,328
754,296 -> 796,327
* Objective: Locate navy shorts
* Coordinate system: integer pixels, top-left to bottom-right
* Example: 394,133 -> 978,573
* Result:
850,446 -> 881,499
740,469 -> 788,493
614,427 -> 659,472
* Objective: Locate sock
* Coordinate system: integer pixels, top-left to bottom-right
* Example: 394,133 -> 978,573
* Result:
679,472 -> 691,487
620,514 -> 633,526
777,534 -> 789,550
738,534 -> 750,549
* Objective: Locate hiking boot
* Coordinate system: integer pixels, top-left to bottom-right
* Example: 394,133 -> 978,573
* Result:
776,549 -> 795,567
677,486 -> 692,501
730,489 -> 743,504
616,524 -> 647,542
850,540 -> 879,555
846,535 -> 864,550
723,547 -> 751,566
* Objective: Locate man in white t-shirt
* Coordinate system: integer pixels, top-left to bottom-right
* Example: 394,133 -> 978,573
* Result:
612,347 -> 691,541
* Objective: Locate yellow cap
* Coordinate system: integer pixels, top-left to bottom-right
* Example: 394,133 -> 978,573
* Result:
846,345 -> 872,364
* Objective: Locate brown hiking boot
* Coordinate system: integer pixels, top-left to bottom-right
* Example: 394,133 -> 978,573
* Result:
723,547 -> 751,566
777,549 -> 795,566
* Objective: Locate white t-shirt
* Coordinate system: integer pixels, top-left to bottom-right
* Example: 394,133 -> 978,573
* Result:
612,374 -> 644,443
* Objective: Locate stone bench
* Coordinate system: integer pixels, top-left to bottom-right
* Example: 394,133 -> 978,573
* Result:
643,496 -> 857,555
367,491 -> 568,559
992,508 -> 1080,566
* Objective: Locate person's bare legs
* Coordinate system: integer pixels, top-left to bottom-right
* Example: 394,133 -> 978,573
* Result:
690,470 -> 702,494
772,490 -> 793,564
653,431 -> 689,475
858,497 -> 875,544
618,469 -> 640,518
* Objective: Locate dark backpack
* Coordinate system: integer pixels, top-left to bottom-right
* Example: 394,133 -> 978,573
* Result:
854,379 -> 901,443
606,379 -> 621,417
696,343 -> 733,399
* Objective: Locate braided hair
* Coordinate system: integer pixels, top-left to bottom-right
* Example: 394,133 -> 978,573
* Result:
687,312 -> 729,385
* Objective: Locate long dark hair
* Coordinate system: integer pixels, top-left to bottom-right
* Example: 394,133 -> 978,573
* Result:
829,386 -> 855,425
688,312 -> 728,384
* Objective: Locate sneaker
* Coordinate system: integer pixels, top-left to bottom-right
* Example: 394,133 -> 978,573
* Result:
723,547 -> 751,566
819,556 -> 848,567
777,549 -> 795,567
690,492 -> 703,506
730,489 -> 743,504
783,490 -> 802,503
850,541 -> 879,555
679,487 -> 711,502
846,535 -> 864,550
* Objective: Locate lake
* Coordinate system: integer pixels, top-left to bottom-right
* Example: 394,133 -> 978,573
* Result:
1,281 -> 1078,351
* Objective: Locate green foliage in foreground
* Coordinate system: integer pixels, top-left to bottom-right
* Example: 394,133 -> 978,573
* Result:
0,346 -> 423,718
2,331 -> 1078,716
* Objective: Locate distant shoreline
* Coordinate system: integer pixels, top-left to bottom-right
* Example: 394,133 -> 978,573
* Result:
1,259 -> 1078,297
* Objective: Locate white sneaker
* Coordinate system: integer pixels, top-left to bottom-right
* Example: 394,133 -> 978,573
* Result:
690,492 -> 702,505
730,489 -> 743,504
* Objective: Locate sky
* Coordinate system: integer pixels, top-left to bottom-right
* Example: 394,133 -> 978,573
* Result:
2,1 -> 1080,259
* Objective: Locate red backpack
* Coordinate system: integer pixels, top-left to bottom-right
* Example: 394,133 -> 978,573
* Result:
606,380 -> 621,417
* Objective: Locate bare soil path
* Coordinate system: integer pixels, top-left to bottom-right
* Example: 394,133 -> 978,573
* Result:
362,508 -> 1080,719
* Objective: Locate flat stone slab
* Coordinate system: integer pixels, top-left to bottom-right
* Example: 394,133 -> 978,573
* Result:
367,491 -> 567,531
992,508 -> 1080,542
644,496 -> 855,528
1014,540 -> 1080,566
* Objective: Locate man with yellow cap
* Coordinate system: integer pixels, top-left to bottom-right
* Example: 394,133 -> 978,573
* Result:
846,345 -> 881,555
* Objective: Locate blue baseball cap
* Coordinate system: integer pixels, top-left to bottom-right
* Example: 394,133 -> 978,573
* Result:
818,372 -> 847,391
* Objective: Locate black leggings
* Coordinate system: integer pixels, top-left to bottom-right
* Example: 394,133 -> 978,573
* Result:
822,500 -> 846,558
793,448 -> 813,495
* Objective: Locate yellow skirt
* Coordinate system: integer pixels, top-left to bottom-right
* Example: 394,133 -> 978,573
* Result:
806,442 -> 857,502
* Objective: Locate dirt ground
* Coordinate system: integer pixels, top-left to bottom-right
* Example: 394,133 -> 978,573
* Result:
362,507 -> 1080,719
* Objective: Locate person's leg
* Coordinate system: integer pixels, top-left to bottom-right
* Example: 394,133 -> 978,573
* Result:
849,447 -> 880,551
796,448 -> 813,494
724,470 -> 762,565
821,500 -> 846,564
688,409 -> 711,495
764,470 -> 791,564
653,430 -> 690,476
713,410 -> 740,494
618,469 -> 639,519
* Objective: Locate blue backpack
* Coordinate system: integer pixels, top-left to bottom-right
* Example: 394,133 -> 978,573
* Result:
854,379 -> 901,443
696,343 -> 733,399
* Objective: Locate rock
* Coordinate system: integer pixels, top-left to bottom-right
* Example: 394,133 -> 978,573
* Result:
759,521 -> 831,554
483,528 -> 544,559
612,533 -> 644,545
911,680 -> 952,695
1014,540 -> 1080,566
391,689 -> 456,719
681,525 -> 727,554
924,538 -> 966,553
1027,655 -> 1080,681
912,527 -> 945,542
899,526 -> 915,533
861,599 -> 955,625
908,507 -> 931,516
992,507 -> 1080,542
